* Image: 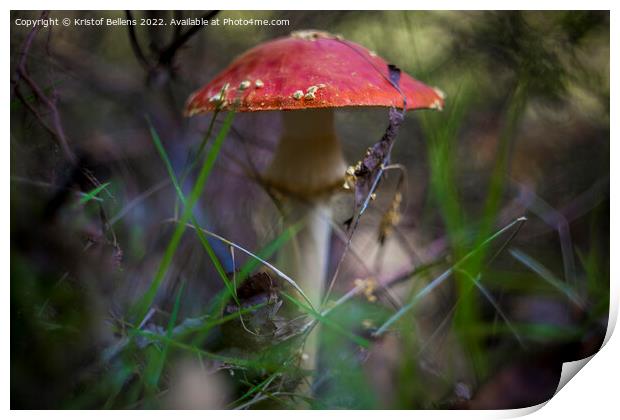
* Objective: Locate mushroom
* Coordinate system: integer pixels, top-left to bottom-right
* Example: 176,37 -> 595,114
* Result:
186,29 -> 444,371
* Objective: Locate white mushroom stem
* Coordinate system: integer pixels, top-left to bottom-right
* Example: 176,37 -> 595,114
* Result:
263,108 -> 346,373
265,109 -> 346,201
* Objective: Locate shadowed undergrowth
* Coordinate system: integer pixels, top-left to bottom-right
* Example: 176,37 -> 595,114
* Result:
10,10 -> 609,409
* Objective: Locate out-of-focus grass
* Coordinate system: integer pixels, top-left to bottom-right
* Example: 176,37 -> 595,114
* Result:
95,112 -> 370,409
133,112 -> 236,323
78,182 -> 111,205
10,10 -> 609,410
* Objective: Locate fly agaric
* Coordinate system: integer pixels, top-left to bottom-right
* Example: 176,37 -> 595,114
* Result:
186,29 -> 443,355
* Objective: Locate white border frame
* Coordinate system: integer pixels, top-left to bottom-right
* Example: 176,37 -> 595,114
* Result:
4,3 -> 617,419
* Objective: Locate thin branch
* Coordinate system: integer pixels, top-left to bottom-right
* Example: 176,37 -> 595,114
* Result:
125,11 -> 151,71
13,10 -> 76,163
159,11 -> 220,66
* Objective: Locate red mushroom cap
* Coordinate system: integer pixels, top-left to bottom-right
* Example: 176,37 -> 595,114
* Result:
186,30 -> 445,115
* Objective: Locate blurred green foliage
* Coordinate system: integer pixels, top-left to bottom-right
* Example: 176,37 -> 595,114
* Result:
11,10 -> 608,409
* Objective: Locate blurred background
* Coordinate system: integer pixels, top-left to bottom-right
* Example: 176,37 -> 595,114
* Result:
10,10 -> 609,409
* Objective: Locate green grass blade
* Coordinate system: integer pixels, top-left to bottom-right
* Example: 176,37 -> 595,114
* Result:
132,112 -> 234,323
205,223 -> 302,315
281,291 -> 370,348
148,116 -> 238,304
510,248 -> 584,308
175,110 -> 220,218
173,302 -> 267,339
133,329 -> 255,367
237,224 -> 302,286
147,121 -> 186,204
201,222 -> 303,317
78,182 -> 111,205
181,223 -> 315,311
374,217 -> 527,336
144,281 -> 185,392
228,371 -> 280,408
